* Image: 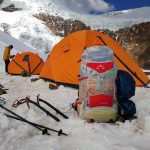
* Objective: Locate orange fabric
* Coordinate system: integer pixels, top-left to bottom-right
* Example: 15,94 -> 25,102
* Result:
8,52 -> 44,75
40,30 -> 149,87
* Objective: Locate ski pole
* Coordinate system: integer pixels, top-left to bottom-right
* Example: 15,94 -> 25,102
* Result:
37,94 -> 68,119
5,113 -> 68,136
0,104 -> 50,135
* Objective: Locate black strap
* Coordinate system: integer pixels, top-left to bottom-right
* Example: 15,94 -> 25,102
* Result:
31,59 -> 43,74
13,59 -> 30,74
145,80 -> 150,87
97,36 -> 147,87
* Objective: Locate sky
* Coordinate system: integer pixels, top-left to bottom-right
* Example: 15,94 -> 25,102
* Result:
66,0 -> 150,14
106,0 -> 150,11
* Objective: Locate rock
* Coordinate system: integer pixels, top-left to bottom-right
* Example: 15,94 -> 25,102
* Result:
0,88 -> 6,95
2,4 -> 22,12
31,78 -> 39,82
98,22 -> 150,69
1,23 -> 10,34
34,13 -> 90,37
49,83 -> 58,90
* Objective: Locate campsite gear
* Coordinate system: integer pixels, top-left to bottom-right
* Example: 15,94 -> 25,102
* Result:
0,104 -> 67,136
116,70 -> 136,102
116,70 -> 136,117
12,96 -> 60,122
37,94 -> 68,119
40,30 -> 149,87
8,52 -> 44,75
74,46 -> 118,122
119,100 -> 136,116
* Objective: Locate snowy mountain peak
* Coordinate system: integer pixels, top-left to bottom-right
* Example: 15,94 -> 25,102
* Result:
102,7 -> 150,18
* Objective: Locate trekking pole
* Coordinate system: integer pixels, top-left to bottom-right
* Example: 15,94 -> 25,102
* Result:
4,114 -> 68,136
12,97 -> 60,122
37,94 -> 68,119
0,104 -> 50,135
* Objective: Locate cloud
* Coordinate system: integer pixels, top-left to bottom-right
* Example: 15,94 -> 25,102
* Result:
65,0 -> 114,14
89,0 -> 114,12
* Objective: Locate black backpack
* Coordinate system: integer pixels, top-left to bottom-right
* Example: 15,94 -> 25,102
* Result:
116,70 -> 136,116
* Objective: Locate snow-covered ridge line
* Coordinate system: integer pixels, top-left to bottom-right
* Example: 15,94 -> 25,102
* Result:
0,30 -> 34,52
1,1 -> 150,31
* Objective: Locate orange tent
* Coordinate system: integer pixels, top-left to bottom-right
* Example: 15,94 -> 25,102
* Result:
8,52 -> 44,75
40,30 -> 149,87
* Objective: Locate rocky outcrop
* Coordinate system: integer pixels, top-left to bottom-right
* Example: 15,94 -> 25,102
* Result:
34,13 -> 90,37
2,4 -> 22,12
1,23 -> 10,34
100,22 -> 150,69
118,22 -> 150,69
35,13 -> 150,69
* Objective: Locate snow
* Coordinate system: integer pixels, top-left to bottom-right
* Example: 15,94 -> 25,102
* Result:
0,1 -> 150,150
0,1 -> 61,54
0,32 -> 150,150
0,73 -> 150,150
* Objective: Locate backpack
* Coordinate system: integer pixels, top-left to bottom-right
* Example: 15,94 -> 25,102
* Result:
75,46 -> 118,123
119,100 -> 136,116
116,70 -> 136,117
116,70 -> 135,103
